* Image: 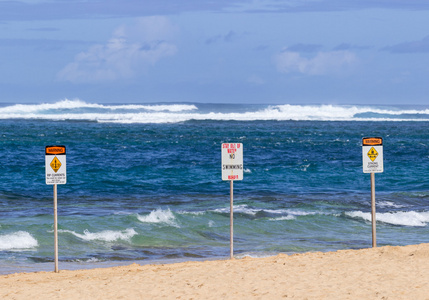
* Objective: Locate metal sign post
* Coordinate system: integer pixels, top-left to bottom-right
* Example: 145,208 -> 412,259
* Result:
230,180 -> 233,258
370,173 -> 376,247
362,137 -> 383,248
222,143 -> 243,259
45,145 -> 67,273
53,184 -> 58,272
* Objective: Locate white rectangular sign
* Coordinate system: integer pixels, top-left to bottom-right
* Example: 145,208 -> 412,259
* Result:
45,145 -> 67,185
222,143 -> 243,181
362,137 -> 383,173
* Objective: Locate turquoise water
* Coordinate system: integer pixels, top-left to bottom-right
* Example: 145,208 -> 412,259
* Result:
0,101 -> 428,274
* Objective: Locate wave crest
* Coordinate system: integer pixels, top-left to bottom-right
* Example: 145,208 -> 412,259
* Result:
346,211 -> 429,227
0,231 -> 38,251
137,208 -> 179,227
0,100 -> 428,123
59,228 -> 137,242
0,99 -> 197,114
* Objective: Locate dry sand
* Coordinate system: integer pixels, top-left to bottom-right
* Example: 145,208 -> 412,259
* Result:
1,243 -> 429,299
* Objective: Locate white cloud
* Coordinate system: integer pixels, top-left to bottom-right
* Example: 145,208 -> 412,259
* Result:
57,16 -> 178,83
275,49 -> 357,75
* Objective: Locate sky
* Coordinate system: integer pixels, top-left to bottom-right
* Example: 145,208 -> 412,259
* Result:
1,0 -> 429,105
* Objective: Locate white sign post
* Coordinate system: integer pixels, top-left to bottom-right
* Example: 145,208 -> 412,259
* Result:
45,145 -> 67,273
222,143 -> 243,259
362,137 -> 383,248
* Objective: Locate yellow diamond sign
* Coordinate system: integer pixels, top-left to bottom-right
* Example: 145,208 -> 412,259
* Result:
50,156 -> 62,173
367,147 -> 378,162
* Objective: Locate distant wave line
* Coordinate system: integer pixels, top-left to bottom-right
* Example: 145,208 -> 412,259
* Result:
0,99 -> 198,113
0,100 -> 428,123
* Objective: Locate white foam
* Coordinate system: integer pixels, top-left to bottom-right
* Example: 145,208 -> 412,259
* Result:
235,252 -> 278,259
178,210 -> 206,216
268,215 -> 296,221
272,104 -> 429,119
0,99 -> 102,113
137,208 -> 179,227
377,201 -> 407,209
0,99 -> 197,114
346,211 -> 429,227
59,228 -> 137,242
268,209 -> 323,221
126,104 -> 198,112
212,205 -> 259,215
0,101 -> 428,123
74,257 -> 101,263
212,205 -> 290,216
284,209 -> 321,216
0,231 -> 38,251
300,164 -> 310,171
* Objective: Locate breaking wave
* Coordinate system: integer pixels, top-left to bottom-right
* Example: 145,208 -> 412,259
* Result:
346,211 -> 429,227
0,231 -> 38,251
59,228 -> 137,242
0,99 -> 428,123
137,208 -> 179,227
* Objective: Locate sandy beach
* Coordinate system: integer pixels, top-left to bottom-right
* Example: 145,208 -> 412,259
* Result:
1,243 -> 429,299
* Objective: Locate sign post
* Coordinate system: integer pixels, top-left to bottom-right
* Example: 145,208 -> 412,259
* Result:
222,143 -> 243,259
45,145 -> 67,273
362,137 -> 383,247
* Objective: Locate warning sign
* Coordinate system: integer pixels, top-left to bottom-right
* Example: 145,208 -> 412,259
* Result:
362,137 -> 383,173
50,157 -> 62,173
362,137 -> 382,146
46,145 -> 67,185
46,146 -> 66,155
222,143 -> 243,181
367,147 -> 378,161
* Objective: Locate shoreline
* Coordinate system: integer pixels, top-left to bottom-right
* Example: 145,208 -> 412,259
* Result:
2,243 -> 429,299
0,255 -> 222,276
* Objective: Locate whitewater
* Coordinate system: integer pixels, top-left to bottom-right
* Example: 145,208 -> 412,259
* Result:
0,99 -> 428,122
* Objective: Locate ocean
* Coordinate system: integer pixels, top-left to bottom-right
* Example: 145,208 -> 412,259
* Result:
0,100 -> 428,274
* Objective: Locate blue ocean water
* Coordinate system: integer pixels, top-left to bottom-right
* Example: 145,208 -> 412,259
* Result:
0,100 -> 428,274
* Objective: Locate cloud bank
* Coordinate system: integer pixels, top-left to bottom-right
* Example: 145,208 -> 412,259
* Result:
5,0 -> 429,22
274,49 -> 357,75
57,16 -> 178,83
383,35 -> 429,53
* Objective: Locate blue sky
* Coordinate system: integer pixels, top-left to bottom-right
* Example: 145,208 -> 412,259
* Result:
1,0 -> 429,105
